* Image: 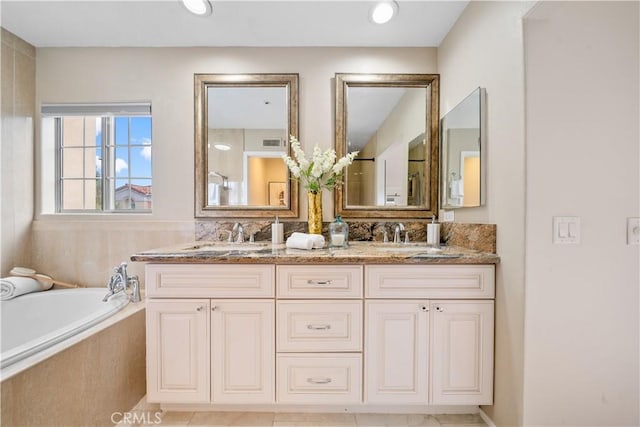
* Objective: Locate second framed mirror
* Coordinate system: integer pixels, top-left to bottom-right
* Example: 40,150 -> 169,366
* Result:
335,73 -> 439,219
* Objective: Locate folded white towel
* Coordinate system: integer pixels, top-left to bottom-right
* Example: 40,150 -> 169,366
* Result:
286,232 -> 325,250
0,276 -> 53,301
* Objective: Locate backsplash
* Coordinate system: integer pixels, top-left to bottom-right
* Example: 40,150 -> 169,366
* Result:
196,220 -> 496,253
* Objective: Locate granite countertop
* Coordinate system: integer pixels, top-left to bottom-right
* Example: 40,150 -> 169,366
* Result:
130,241 -> 499,265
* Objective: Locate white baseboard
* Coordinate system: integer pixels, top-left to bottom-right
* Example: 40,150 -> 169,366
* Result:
479,408 -> 497,427
160,403 -> 480,415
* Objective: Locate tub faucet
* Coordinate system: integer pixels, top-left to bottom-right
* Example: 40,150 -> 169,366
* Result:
103,262 -> 141,303
393,223 -> 405,243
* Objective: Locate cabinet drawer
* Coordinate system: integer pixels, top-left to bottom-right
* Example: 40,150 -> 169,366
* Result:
146,264 -> 274,298
366,265 -> 495,299
277,301 -> 362,352
277,354 -> 362,404
277,265 -> 363,298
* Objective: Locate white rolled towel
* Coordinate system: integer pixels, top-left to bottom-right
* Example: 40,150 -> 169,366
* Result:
286,232 -> 325,250
1,276 -> 53,301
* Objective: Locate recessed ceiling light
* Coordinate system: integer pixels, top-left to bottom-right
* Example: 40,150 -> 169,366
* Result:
370,1 -> 398,24
182,0 -> 212,16
213,143 -> 231,151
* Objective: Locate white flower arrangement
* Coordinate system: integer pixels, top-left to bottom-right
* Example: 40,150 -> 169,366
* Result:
282,135 -> 359,194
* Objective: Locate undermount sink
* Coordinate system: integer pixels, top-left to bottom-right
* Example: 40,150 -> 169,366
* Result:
375,245 -> 443,253
187,242 -> 270,252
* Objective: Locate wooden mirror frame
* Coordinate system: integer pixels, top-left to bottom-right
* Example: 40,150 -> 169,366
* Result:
334,73 -> 439,219
194,73 -> 299,218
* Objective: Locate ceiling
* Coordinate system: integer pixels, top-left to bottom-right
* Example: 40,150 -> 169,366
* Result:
0,0 -> 468,48
208,87 -> 286,129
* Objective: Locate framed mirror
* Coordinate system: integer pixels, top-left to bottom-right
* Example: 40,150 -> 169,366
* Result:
194,74 -> 299,218
440,87 -> 486,209
335,73 -> 440,219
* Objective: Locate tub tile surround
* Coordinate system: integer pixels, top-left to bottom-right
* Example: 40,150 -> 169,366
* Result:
196,220 -> 496,253
1,28 -> 36,277
1,307 -> 146,427
29,220 -> 196,287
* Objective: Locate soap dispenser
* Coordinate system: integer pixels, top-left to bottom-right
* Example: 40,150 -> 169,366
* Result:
272,216 -> 284,244
426,215 -> 441,248
329,215 -> 349,248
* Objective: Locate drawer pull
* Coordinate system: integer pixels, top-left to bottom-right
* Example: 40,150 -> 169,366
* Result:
307,279 -> 333,285
307,377 -> 332,384
307,324 -> 331,330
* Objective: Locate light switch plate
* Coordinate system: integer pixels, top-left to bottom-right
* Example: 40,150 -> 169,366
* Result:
627,218 -> 640,245
553,216 -> 580,244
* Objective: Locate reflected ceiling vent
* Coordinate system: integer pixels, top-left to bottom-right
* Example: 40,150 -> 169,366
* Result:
262,138 -> 283,149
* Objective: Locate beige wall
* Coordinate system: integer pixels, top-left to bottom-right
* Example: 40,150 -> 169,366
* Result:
31,47 -> 435,285
1,29 -> 35,277
36,47 -> 436,221
437,2 -> 534,426
375,88 -> 425,155
523,2 -> 639,425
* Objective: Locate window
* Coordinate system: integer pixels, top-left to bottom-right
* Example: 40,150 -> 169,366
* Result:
41,103 -> 152,213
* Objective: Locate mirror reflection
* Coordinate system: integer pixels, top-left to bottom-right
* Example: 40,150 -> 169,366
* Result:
440,87 -> 486,209
346,87 -> 426,207
194,74 -> 299,218
207,87 -> 287,206
335,74 -> 439,219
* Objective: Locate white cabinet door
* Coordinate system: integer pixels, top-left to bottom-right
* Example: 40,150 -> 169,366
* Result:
211,300 -> 275,403
365,300 -> 430,404
430,300 -> 494,405
146,299 -> 210,403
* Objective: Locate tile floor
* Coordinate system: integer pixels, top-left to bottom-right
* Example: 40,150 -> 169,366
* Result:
116,398 -> 488,427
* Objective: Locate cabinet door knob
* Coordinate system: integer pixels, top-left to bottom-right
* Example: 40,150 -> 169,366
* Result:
307,324 -> 331,330
196,306 -> 204,312
211,305 -> 217,311
420,305 -> 429,312
435,306 -> 444,312
307,279 -> 332,285
307,378 -> 332,384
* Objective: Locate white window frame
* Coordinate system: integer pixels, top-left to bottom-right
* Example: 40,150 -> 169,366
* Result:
41,103 -> 152,214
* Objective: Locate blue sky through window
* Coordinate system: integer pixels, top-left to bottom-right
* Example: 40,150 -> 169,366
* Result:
94,116 -> 152,185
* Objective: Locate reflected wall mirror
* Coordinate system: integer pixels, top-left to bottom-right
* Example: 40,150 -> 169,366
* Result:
440,87 -> 486,209
194,74 -> 299,218
335,73 -> 439,219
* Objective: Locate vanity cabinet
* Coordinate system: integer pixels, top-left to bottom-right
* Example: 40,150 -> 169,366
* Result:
365,300 -> 430,404
276,265 -> 363,404
365,265 -> 495,406
146,299 -> 210,403
211,300 -> 274,403
430,300 -> 494,405
144,261 -> 495,407
145,265 -> 275,404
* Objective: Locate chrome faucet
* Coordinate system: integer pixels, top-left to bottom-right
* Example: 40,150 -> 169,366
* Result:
232,223 -> 245,243
103,262 -> 141,303
393,223 -> 405,244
